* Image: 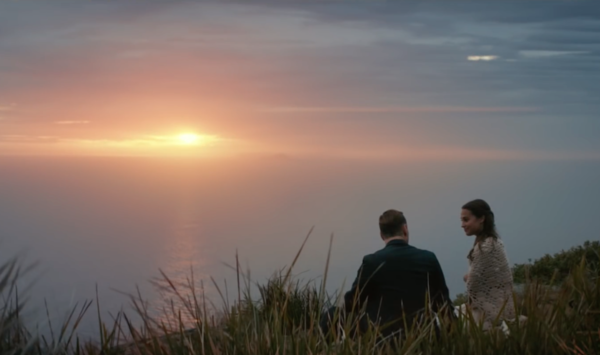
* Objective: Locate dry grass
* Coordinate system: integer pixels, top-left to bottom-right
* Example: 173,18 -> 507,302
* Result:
2,231 -> 599,354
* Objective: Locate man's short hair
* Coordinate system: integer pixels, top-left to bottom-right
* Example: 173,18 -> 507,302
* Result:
379,209 -> 407,238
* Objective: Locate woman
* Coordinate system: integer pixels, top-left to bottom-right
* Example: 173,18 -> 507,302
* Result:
461,199 -> 516,329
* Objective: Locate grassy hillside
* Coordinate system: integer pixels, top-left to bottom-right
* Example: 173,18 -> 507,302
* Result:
2,235 -> 599,354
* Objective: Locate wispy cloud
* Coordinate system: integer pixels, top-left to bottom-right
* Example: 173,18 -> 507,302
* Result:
518,50 -> 590,58
0,133 -> 235,157
1,134 -> 224,146
0,135 -> 60,142
467,55 -> 499,61
0,103 -> 16,111
323,146 -> 600,162
0,103 -> 16,121
54,120 -> 91,125
260,106 -> 538,113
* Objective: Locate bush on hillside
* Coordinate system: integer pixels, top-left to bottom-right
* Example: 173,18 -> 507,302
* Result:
512,240 -> 600,284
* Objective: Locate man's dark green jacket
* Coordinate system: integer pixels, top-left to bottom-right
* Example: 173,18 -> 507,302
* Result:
343,239 -> 453,334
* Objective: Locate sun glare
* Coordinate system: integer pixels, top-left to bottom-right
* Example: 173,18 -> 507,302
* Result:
178,133 -> 200,145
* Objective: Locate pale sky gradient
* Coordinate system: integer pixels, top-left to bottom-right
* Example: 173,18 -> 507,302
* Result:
1,1 -> 599,159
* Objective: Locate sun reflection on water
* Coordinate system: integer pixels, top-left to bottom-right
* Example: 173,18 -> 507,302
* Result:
150,214 -> 217,331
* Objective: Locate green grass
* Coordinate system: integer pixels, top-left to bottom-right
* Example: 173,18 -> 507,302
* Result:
2,232 -> 599,354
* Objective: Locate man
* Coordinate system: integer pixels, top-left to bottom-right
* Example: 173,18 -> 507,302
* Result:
320,209 -> 453,339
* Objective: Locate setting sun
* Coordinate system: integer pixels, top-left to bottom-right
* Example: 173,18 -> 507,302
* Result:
178,133 -> 200,145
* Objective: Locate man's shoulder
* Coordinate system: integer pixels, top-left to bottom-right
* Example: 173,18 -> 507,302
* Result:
412,246 -> 438,259
361,248 -> 387,264
397,245 -> 440,264
370,244 -> 438,260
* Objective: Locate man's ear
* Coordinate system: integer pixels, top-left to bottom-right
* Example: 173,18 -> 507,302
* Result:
402,224 -> 409,238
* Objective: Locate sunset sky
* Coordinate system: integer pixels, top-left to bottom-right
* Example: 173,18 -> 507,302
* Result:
1,1 -> 599,160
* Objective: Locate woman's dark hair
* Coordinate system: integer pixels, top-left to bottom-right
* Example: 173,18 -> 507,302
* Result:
463,199 -> 499,259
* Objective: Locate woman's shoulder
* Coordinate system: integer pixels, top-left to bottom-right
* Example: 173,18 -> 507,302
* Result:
483,236 -> 503,245
476,237 -> 505,254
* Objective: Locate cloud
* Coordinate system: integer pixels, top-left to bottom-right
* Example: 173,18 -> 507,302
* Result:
0,2 -> 599,158
307,145 -> 600,162
260,106 -> 537,113
0,103 -> 16,111
518,50 -> 590,58
0,135 -> 60,143
0,133 -> 224,146
467,55 -> 499,61
0,103 -> 17,121
0,132 -> 237,158
54,120 -> 90,125
3,131 -> 599,161
292,2 -> 600,27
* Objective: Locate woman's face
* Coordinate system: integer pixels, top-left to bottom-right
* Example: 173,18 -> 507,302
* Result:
461,209 -> 484,236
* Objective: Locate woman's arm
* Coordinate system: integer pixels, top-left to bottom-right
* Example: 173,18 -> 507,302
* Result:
466,240 -> 495,293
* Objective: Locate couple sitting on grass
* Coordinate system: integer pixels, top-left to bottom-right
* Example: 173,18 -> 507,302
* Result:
320,199 -> 518,341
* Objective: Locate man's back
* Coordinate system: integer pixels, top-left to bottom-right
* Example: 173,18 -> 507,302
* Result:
344,240 -> 452,335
